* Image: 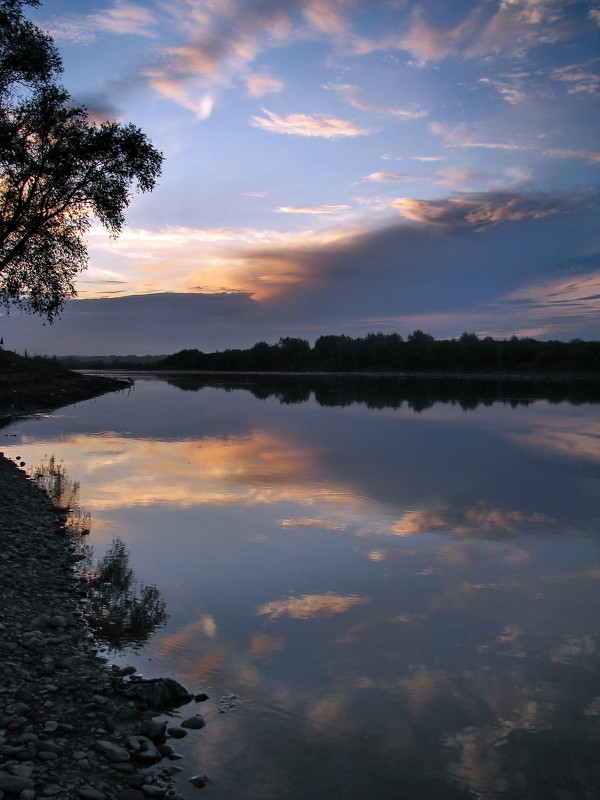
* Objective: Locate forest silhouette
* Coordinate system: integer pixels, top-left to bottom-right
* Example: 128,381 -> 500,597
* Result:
63,331 -> 600,375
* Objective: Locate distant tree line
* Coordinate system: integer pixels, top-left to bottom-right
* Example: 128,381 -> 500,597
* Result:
147,331 -> 600,374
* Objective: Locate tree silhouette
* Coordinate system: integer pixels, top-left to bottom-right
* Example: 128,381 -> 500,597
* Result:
0,1 -> 163,318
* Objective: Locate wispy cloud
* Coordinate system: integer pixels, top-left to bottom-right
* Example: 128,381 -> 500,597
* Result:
277,205 -> 351,214
397,5 -> 479,64
327,83 -> 426,118
366,172 -> 413,182
478,74 -> 530,104
431,166 -> 483,187
430,120 -> 600,163
429,121 -> 529,152
250,108 -> 370,137
551,63 -> 600,96
245,72 -> 285,97
466,0 -> 575,59
93,0 -> 157,37
48,0 -> 157,42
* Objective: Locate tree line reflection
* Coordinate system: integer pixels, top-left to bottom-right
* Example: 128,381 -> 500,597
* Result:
164,374 -> 600,411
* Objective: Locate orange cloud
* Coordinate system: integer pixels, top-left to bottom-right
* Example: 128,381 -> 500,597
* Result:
392,502 -> 556,538
392,193 -> 566,227
250,108 -> 370,137
257,593 -> 368,620
366,172 -> 413,182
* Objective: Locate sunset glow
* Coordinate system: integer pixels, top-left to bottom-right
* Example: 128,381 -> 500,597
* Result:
2,0 -> 597,354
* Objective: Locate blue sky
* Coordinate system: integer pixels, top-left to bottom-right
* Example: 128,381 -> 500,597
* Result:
5,0 -> 600,354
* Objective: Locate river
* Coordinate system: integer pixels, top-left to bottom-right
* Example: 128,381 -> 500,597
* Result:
3,373 -> 599,799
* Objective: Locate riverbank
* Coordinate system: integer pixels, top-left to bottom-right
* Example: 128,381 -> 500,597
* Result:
0,360 -> 201,799
0,350 -> 131,419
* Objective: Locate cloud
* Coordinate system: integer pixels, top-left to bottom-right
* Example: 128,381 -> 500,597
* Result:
392,192 -> 572,227
496,271 -> 600,338
257,593 -> 368,620
144,73 -> 216,119
245,72 -> 285,97
250,108 -> 370,137
366,172 -> 413,182
276,205 -> 351,214
92,1 -> 157,37
397,5 -> 478,64
429,121 -> 530,152
430,121 -> 600,163
431,166 -> 483,187
75,93 -> 122,125
368,166 -> 481,189
466,0 -> 575,58
301,0 -> 355,37
478,74 -> 530,104
280,518 -> 347,530
327,84 -> 426,118
551,63 -> 600,96
48,1 -> 157,42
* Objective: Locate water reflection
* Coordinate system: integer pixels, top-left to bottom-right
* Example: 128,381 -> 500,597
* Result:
4,377 -> 599,799
28,456 -> 168,653
85,538 -> 168,653
163,372 -> 600,410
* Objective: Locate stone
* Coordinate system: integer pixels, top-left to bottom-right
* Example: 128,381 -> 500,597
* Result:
181,715 -> 206,730
136,741 -> 162,766
117,791 -> 145,800
166,727 -> 187,739
77,788 -> 107,800
141,787 -> 166,798
0,770 -> 34,794
0,771 -> 34,793
189,774 -> 209,788
95,740 -> 131,762
124,775 -> 144,789
42,785 -> 63,797
139,719 -> 167,742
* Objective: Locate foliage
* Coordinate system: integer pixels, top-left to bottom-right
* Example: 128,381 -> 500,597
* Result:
0,0 -> 163,319
29,454 -> 90,535
144,331 -> 600,375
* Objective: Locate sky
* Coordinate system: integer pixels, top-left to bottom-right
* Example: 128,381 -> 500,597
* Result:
4,0 -> 600,355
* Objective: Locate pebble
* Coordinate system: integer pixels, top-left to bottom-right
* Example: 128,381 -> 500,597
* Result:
181,715 -> 206,730
95,740 -> 131,762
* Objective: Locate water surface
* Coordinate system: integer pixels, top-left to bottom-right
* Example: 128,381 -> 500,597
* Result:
3,375 -> 599,799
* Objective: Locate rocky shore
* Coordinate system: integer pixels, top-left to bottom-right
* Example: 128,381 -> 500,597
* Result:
0,359 -> 203,799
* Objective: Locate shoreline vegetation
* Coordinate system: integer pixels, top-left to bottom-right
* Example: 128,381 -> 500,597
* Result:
57,331 -> 600,376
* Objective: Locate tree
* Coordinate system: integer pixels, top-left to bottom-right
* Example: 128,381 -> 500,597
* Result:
0,0 -> 60,94
0,0 -> 163,319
